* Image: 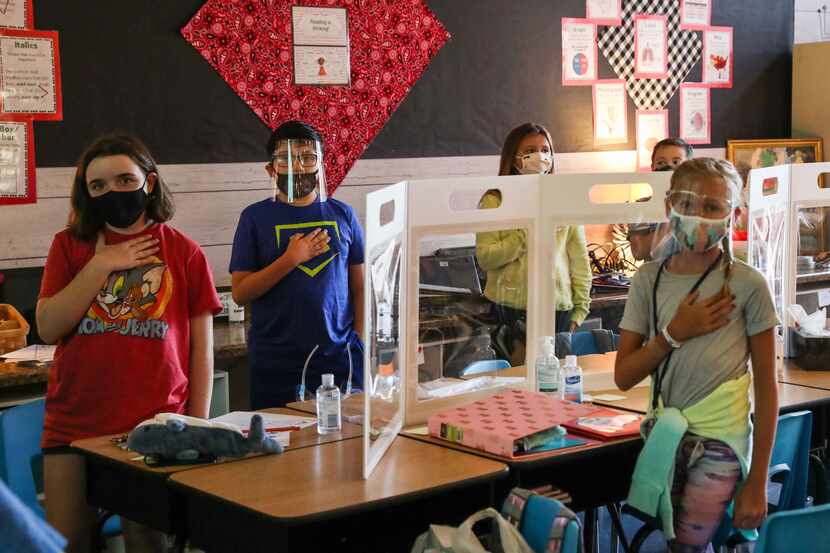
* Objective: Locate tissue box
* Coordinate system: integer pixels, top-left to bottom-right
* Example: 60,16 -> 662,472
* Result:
790,327 -> 830,371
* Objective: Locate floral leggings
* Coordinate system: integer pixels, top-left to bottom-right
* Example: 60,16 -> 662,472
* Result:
669,434 -> 742,553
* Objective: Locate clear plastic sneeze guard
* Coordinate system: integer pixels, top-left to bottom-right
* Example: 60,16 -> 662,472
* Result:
363,182 -> 406,478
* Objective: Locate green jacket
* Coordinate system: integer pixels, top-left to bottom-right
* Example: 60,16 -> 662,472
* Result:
475,192 -> 592,324
627,372 -> 755,541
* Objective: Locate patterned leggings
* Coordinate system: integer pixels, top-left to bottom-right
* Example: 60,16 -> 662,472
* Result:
669,434 -> 742,553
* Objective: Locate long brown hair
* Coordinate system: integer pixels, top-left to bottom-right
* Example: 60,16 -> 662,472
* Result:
68,134 -> 175,241
498,123 -> 556,176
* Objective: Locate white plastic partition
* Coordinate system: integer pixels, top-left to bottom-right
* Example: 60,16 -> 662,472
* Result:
363,182 -> 407,479
405,174 -> 540,426
749,162 -> 830,356
538,172 -> 671,338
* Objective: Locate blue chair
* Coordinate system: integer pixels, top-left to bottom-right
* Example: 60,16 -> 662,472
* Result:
0,399 -> 120,540
518,494 -> 582,553
754,503 -> 830,553
564,331 -> 620,356
459,358 -> 511,377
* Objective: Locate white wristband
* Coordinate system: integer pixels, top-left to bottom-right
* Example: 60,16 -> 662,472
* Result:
662,326 -> 683,349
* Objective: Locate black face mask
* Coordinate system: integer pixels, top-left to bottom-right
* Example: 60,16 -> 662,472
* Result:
92,186 -> 149,229
653,164 -> 675,172
277,172 -> 319,199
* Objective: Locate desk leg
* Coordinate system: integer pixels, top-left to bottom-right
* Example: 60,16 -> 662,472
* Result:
584,508 -> 598,553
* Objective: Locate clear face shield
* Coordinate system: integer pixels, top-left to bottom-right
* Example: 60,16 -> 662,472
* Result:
664,183 -> 736,256
270,138 -> 328,203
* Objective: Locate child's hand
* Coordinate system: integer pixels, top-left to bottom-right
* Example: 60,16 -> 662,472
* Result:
93,233 -> 159,272
667,289 -> 735,342
732,476 -> 768,530
285,229 -> 330,266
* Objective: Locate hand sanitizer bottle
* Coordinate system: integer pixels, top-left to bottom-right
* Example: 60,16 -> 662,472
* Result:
535,336 -> 560,394
316,373 -> 341,434
560,355 -> 583,403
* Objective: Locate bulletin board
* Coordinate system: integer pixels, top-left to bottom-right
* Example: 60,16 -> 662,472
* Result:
32,0 -> 792,168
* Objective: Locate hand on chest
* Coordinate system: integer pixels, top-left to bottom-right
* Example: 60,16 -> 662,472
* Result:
273,220 -> 346,277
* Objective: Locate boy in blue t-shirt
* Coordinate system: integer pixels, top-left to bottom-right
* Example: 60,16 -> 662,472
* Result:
230,121 -> 365,408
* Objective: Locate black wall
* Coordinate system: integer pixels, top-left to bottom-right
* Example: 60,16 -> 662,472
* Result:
32,0 -> 793,166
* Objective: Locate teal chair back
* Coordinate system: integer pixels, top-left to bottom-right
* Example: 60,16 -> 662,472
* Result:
0,399 -> 46,517
519,495 -> 581,553
755,503 -> 830,553
769,410 -> 812,510
459,359 -> 511,377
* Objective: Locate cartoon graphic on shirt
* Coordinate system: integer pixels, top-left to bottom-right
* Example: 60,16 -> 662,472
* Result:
275,220 -> 342,277
77,257 -> 173,339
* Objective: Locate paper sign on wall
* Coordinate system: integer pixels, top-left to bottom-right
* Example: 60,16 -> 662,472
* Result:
593,80 -> 628,145
562,19 -> 598,86
292,6 -> 350,86
634,15 -> 668,80
0,0 -> 33,30
636,110 -> 669,171
679,83 -> 711,145
586,0 -> 622,26
0,29 -> 62,120
702,26 -> 733,89
680,0 -> 712,30
0,120 -> 35,204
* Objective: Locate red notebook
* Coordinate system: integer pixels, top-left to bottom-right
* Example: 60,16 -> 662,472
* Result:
562,408 -> 643,440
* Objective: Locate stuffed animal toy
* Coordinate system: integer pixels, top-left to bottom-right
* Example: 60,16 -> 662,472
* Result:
127,412 -> 283,466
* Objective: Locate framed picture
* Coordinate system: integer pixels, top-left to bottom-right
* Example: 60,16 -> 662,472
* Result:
726,138 -> 824,185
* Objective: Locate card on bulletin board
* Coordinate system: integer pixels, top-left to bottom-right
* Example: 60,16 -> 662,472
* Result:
291,6 -> 350,86
636,110 -> 669,171
592,79 -> 628,145
633,15 -> 668,80
585,0 -> 622,26
679,83 -> 711,145
0,29 -> 62,120
679,0 -> 712,30
561,18 -> 598,86
702,26 -> 733,89
0,120 -> 35,205
0,0 -> 33,30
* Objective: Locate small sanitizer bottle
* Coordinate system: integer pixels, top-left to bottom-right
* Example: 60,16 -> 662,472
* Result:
560,355 -> 584,403
316,373 -> 341,434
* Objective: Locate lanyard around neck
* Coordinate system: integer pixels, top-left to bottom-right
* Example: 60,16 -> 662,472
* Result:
650,251 -> 724,411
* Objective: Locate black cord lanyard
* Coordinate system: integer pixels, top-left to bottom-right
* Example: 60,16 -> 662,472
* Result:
650,251 -> 723,411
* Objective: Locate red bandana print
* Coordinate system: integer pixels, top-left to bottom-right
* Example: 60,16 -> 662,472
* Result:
182,0 -> 450,194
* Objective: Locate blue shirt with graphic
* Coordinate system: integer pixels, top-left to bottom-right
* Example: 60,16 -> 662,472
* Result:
230,197 -> 364,363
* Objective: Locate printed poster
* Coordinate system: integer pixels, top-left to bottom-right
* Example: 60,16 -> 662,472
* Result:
679,83 -> 711,144
636,110 -> 669,171
0,120 -> 35,204
634,15 -> 668,80
562,18 -> 598,86
586,0 -> 622,26
593,80 -> 628,145
0,0 -> 33,30
0,29 -> 62,120
702,26 -> 733,88
680,0 -> 712,30
292,6 -> 350,86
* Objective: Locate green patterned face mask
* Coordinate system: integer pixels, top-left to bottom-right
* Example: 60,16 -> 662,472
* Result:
668,207 -> 730,253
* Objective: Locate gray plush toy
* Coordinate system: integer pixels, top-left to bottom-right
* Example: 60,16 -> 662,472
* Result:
127,413 -> 284,466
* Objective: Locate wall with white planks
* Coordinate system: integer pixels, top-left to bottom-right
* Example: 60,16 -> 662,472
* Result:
0,148 -> 723,287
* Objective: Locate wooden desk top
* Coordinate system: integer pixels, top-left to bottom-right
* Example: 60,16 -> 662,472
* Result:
170,435 -> 508,522
287,393 -> 365,418
72,408 -> 361,476
0,361 -> 48,389
779,360 -> 830,391
590,382 -> 830,414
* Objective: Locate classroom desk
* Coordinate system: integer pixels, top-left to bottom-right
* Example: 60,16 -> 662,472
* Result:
590,382 -> 830,414
72,408 -> 361,537
779,360 -> 830,390
286,391 -> 365,418
170,435 -> 509,553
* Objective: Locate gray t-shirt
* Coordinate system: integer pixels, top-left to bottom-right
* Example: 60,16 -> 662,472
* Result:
619,259 -> 779,409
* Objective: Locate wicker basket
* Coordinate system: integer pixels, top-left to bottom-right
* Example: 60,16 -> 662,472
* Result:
0,304 -> 29,356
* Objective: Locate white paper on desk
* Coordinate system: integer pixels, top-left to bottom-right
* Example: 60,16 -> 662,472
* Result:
265,432 -> 291,449
210,411 -> 316,430
1,344 -> 55,362
416,376 -> 525,400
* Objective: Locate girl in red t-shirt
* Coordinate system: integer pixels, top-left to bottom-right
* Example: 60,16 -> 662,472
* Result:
37,135 -> 221,552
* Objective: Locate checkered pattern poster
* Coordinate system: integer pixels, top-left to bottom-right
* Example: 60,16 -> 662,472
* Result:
598,0 -> 701,110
